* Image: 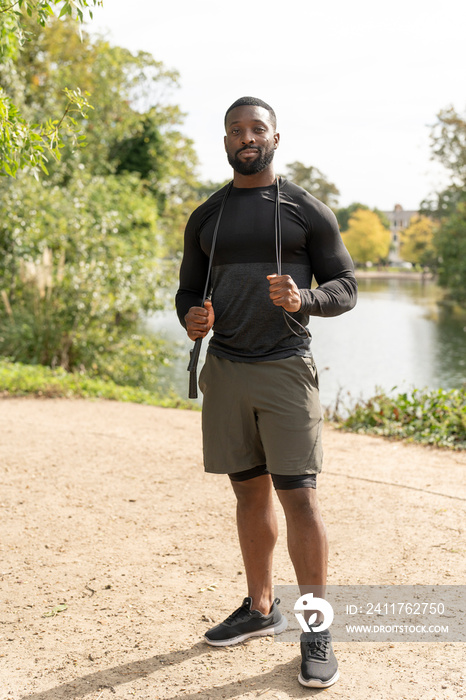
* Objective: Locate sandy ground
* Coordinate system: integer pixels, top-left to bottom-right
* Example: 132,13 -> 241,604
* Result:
0,397 -> 465,700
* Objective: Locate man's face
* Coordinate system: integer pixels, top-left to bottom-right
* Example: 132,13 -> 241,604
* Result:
224,105 -> 279,176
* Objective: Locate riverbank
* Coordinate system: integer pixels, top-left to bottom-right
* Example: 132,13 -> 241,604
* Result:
1,397 -> 465,700
355,269 -> 435,280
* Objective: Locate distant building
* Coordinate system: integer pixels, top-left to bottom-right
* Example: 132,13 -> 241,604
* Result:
382,204 -> 418,263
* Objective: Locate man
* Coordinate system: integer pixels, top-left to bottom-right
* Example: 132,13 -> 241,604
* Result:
175,96 -> 357,688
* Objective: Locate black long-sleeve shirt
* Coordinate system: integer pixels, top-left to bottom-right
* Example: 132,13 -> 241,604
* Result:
176,179 -> 357,362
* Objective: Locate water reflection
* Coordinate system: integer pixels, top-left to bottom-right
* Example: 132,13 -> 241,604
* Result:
147,278 -> 466,408
433,313 -> 466,388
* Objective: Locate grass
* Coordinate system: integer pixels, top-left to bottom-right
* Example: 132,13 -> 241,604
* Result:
0,358 -> 196,410
332,386 -> 466,450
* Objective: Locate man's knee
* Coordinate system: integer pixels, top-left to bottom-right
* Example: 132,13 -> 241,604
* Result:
277,483 -> 320,518
230,471 -> 273,505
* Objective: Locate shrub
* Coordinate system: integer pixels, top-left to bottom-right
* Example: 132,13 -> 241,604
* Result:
0,173 -> 174,386
337,387 -> 466,450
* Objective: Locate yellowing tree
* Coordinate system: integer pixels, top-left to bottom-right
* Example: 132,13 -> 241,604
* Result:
342,209 -> 391,264
400,216 -> 435,266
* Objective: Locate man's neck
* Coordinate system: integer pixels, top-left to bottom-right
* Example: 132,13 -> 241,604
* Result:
232,166 -> 276,188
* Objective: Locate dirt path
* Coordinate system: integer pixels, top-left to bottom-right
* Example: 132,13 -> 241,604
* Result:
0,398 -> 465,700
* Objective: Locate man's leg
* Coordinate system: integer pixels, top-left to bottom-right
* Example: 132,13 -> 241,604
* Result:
203,472 -> 287,646
275,483 -> 338,689
275,486 -> 327,594
231,474 -> 278,615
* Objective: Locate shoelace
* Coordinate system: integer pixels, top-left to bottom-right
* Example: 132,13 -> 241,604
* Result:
224,602 -> 252,626
303,633 -> 330,661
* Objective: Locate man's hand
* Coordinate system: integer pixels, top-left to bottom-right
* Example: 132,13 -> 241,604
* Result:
267,274 -> 302,312
184,301 -> 215,341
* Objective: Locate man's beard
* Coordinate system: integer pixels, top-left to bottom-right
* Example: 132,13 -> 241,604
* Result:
227,145 -> 275,176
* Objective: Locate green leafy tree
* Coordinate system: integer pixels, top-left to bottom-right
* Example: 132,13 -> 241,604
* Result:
111,115 -> 167,181
7,15 -> 186,175
421,107 -> 466,218
9,14 -> 201,250
399,215 -> 436,267
285,161 -> 340,207
430,108 -> 466,190
342,209 -> 391,265
434,202 -> 466,305
2,13 -> 201,243
423,106 -> 466,305
0,0 -> 100,176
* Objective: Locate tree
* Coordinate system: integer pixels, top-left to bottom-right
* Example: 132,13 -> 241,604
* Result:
336,202 -> 390,232
7,15 -> 186,177
285,161 -> 340,207
430,107 -> 466,189
336,202 -> 368,231
434,202 -> 466,305
423,106 -> 466,305
421,107 -> 466,219
399,215 -> 436,267
0,0 -> 100,176
342,209 -> 391,265
1,14 -> 200,247
111,115 -> 167,181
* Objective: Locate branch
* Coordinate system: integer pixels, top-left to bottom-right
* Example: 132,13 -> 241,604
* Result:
0,0 -> 21,14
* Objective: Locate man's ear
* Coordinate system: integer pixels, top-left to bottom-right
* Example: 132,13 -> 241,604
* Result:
274,132 -> 280,149
224,135 -> 227,152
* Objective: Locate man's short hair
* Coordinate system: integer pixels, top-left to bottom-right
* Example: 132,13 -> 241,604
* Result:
224,96 -> 277,130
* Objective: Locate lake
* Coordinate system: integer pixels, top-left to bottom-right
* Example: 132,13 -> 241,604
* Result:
147,277 -> 466,410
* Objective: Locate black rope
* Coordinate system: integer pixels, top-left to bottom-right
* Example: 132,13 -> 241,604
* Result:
187,182 -> 233,398
275,177 -> 310,339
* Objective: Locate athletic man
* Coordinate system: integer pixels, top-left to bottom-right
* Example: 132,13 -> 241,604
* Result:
175,97 -> 357,688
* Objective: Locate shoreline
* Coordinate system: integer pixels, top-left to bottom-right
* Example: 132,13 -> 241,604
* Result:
355,270 -> 435,280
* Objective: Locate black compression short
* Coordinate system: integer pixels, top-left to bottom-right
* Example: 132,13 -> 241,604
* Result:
228,464 -> 316,490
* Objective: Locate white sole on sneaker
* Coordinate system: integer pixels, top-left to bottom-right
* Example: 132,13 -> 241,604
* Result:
298,669 -> 340,688
204,615 -> 288,647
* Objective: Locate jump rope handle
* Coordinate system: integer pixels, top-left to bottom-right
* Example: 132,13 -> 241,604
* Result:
187,337 -> 202,399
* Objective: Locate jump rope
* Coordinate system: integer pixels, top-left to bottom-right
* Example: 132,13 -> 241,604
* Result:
187,177 -> 310,398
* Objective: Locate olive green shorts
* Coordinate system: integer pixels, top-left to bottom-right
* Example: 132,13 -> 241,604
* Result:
198,353 -> 323,476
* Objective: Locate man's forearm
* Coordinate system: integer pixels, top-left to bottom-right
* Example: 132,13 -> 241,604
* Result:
299,274 -> 357,317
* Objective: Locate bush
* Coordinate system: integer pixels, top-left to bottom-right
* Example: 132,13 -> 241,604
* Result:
335,387 -> 466,450
0,172 -> 174,385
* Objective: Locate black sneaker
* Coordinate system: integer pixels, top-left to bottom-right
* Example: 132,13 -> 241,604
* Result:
203,597 -> 287,647
298,629 -> 339,688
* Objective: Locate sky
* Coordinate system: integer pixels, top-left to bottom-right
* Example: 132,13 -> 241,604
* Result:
87,0 -> 466,211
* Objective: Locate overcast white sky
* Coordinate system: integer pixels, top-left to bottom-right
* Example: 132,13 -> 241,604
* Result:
87,0 -> 465,210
